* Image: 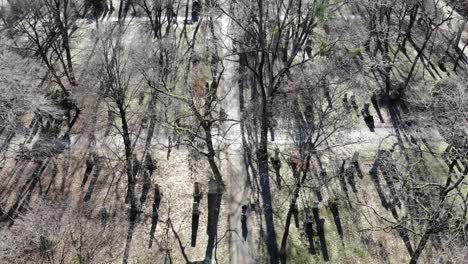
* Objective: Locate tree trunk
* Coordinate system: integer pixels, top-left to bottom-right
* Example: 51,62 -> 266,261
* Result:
409,228 -> 432,264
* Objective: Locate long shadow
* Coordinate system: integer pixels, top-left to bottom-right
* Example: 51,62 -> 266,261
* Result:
369,150 -> 415,256
83,156 -> 103,202
148,184 -> 162,248
313,203 -> 329,262
205,180 -> 223,263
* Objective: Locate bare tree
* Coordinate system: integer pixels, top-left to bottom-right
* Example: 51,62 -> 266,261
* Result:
224,1 -> 336,262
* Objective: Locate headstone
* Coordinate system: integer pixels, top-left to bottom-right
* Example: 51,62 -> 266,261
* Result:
338,160 -> 349,193
321,78 -> 333,107
81,152 -> 95,188
249,199 -> 256,213
140,170 -> 152,205
305,39 -> 312,59
138,91 -> 145,104
350,95 -> 359,116
192,1 -> 201,23
315,186 -> 323,202
271,148 -> 282,189
320,169 -> 328,182
287,158 -> 299,181
362,104 -> 375,132
304,209 -> 316,254
438,56 -> 448,73
83,156 -> 102,202
305,102 -> 313,116
371,92 -> 384,123
342,94 -> 351,113
100,207 -> 108,227
193,182 -> 202,203
144,154 -> 156,176
241,205 -> 248,241
351,152 -> 363,179
141,116 -> 148,129
167,136 -> 172,160
362,103 -> 371,117
345,166 -> 357,193
105,109 -> 113,137
291,199 -> 300,229
269,122 -> 276,142
312,202 -> 320,225
132,154 -> 140,178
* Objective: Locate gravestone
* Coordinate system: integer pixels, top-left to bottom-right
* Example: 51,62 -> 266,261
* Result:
291,199 -> 300,229
269,118 -> 277,142
194,182 -> 202,203
105,109 -> 113,137
371,92 -> 384,123
192,1 -> 201,23
140,170 -> 152,205
320,169 -> 328,182
305,39 -> 313,59
312,202 -> 320,226
345,166 -> 357,193
144,154 -> 156,176
305,104 -> 314,123
389,82 -> 405,100
287,158 -> 299,181
351,152 -> 363,179
342,94 -> 351,113
362,103 -> 371,117
315,186 -> 323,202
304,209 -> 316,254
321,78 -> 333,107
141,116 -> 148,129
167,136 -> 172,160
81,151 -> 96,188
271,148 -> 282,189
100,207 -> 108,227
138,91 -> 145,104
132,154 -> 140,178
362,103 -> 375,132
83,156 -> 103,202
350,95 -> 359,116
338,161 -> 349,194
241,205 -> 248,241
249,197 -> 257,213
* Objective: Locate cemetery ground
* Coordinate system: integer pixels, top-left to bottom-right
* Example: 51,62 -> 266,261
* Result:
0,1 -> 467,264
